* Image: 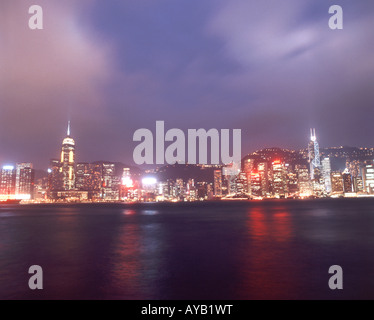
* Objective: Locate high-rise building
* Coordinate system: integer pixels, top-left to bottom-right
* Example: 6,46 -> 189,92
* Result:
75,162 -> 88,190
257,162 -> 269,196
235,171 -> 248,195
331,171 -> 344,194
308,128 -> 321,180
342,169 -> 353,193
48,159 -> 63,192
362,162 -> 374,194
222,164 -> 238,195
34,176 -> 49,201
120,167 -> 136,200
0,166 -> 16,198
196,182 -> 208,200
213,169 -> 223,197
15,163 -> 35,199
243,158 -> 256,173
272,160 -> 287,197
187,179 -> 197,201
346,160 -> 362,178
89,163 -> 102,192
353,176 -> 364,193
121,168 -> 131,185
61,121 -> 76,190
102,162 -> 119,200
206,183 -> 214,200
296,164 -> 311,197
158,181 -> 169,201
286,164 -> 298,196
321,158 -> 332,194
175,178 -> 184,199
249,172 -> 261,197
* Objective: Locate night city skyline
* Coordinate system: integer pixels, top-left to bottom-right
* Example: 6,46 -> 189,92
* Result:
1,0 -> 374,169
2,0 -> 374,303
1,121 -> 374,202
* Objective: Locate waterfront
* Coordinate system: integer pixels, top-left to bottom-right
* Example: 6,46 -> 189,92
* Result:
1,199 -> 374,300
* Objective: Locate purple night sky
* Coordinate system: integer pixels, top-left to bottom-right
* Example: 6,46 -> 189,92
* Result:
1,0 -> 373,169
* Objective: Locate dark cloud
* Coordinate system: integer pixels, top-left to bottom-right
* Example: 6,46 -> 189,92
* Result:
0,0 -> 373,168
0,0 -> 116,167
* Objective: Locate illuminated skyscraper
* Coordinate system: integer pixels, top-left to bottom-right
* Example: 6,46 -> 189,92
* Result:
187,179 -> 197,201
222,164 -> 239,195
213,169 -> 223,197
61,121 -> 76,190
243,158 -> 255,173
342,169 -> 353,193
101,162 -> 120,200
362,162 -> 374,194
76,163 -> 90,190
0,166 -> 16,198
15,163 -> 35,199
175,178 -> 184,199
272,160 -> 287,197
352,176 -> 363,193
258,162 -> 269,196
122,168 -> 131,184
296,164 -> 312,196
235,171 -> 248,195
249,172 -> 261,197
331,171 -> 344,194
48,159 -> 63,192
308,128 -> 320,180
321,158 -> 332,194
286,165 -> 298,196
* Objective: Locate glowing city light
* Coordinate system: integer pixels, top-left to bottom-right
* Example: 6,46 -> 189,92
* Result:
142,177 -> 157,185
3,165 -> 14,170
122,176 -> 134,188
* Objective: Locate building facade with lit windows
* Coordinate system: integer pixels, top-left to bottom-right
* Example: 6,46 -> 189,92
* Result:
342,169 -> 353,193
61,121 -> 76,191
15,163 -> 35,199
308,128 -> 321,180
272,160 -> 287,198
101,162 -> 120,200
0,164 -> 34,200
0,166 -> 16,199
331,171 -> 344,194
321,158 -> 332,194
363,162 -> 374,194
296,164 -> 312,197
213,169 -> 223,197
257,162 -> 269,197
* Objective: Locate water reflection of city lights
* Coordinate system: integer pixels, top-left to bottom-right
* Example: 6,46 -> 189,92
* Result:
142,210 -> 159,215
123,209 -> 136,215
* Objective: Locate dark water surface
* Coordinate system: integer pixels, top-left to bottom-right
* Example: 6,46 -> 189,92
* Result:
1,199 -> 374,300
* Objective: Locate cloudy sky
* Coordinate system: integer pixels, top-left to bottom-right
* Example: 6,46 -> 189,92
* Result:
1,0 -> 373,169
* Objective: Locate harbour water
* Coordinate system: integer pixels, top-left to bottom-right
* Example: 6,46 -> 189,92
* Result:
1,199 -> 374,300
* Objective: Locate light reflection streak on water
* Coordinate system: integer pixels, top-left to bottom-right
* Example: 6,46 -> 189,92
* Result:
123,209 -> 136,215
238,205 -> 297,299
142,210 -> 159,215
108,209 -> 163,298
108,222 -> 143,298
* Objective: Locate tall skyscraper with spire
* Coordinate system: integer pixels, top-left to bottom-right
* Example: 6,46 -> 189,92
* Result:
61,121 -> 76,190
308,128 -> 321,180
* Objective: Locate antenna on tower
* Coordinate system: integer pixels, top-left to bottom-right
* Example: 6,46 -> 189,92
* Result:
67,121 -> 71,136
310,128 -> 316,141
